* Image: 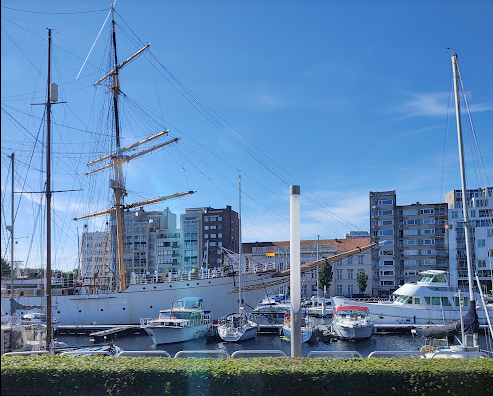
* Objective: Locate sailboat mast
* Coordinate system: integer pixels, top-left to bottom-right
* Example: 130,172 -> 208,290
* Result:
46,28 -> 53,351
109,6 -> 126,292
8,153 -> 14,316
238,175 -> 242,312
451,53 -> 475,302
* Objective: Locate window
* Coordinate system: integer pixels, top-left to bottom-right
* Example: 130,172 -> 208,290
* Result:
404,250 -> 419,256
478,259 -> 486,268
404,240 -> 418,246
204,226 -> 209,230
378,220 -> 394,226
421,219 -> 435,225
380,270 -> 394,276
336,269 -> 343,279
378,199 -> 393,206
380,280 -> 394,286
404,260 -> 418,266
378,209 -> 393,216
379,250 -> 394,256
348,269 -> 354,279
421,229 -> 435,235
402,219 -> 418,225
380,240 -> 394,246
379,230 -> 394,236
478,239 -> 486,248
423,259 -> 436,266
403,209 -> 418,215
420,208 -> 434,215
336,285 -> 343,295
348,284 -> 354,295
421,239 -> 435,245
421,249 -> 436,255
358,255 -> 364,265
218,233 -> 222,238
381,260 -> 394,266
403,229 -> 418,236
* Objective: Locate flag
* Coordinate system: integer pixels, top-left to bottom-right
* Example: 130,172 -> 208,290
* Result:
266,250 -> 275,257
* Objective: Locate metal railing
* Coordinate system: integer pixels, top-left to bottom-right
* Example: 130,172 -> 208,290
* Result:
429,350 -> 490,358
368,351 -> 425,358
119,350 -> 171,358
231,350 -> 287,358
174,350 -> 230,358
307,351 -> 363,358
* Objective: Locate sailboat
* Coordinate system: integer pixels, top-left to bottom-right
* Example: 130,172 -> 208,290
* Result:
217,176 -> 258,342
412,53 -> 492,358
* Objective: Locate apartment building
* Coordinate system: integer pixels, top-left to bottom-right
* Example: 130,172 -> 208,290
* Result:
80,231 -> 111,286
445,187 -> 493,292
370,191 -> 448,296
181,206 -> 239,271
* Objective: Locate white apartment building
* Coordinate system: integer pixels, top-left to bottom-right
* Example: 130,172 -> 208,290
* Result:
445,187 -> 492,293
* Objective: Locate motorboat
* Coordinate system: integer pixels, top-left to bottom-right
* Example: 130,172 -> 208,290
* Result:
1,315 -> 47,354
332,270 -> 492,327
251,298 -> 290,333
140,297 -> 212,345
330,305 -> 374,340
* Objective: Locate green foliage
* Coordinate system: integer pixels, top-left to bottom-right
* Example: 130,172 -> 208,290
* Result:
356,270 -> 369,293
318,263 -> 332,294
2,355 -> 492,396
1,257 -> 11,277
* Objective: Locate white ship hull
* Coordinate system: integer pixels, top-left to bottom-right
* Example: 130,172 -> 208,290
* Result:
217,323 -> 257,342
3,273 -> 280,326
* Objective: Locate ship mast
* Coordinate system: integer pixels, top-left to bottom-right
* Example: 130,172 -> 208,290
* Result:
109,6 -> 126,293
75,6 -> 195,292
451,53 -> 478,348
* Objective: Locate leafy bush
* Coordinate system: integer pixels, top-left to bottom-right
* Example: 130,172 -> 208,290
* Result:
2,355 -> 492,396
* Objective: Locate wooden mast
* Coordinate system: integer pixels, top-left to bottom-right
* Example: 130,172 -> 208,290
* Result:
76,5 -> 195,293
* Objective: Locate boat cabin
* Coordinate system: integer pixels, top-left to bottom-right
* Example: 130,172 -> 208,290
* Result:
416,270 -> 450,287
333,306 -> 370,319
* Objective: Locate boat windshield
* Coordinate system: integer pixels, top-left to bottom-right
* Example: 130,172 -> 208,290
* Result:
395,295 -> 411,304
337,310 -> 369,317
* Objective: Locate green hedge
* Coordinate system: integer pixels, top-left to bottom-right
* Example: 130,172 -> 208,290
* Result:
2,356 -> 492,396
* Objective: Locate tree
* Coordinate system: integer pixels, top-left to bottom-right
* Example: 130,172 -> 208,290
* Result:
318,263 -> 332,296
357,270 -> 369,294
1,257 -> 11,277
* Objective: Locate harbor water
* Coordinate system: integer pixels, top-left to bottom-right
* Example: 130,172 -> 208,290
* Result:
57,331 -> 492,358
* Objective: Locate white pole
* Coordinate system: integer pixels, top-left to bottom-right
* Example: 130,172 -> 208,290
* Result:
290,185 -> 301,357
238,175 -> 242,312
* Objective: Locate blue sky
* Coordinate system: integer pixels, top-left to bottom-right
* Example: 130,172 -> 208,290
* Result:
1,1 -> 492,271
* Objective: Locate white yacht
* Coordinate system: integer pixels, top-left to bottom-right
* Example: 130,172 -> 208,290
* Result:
332,270 -> 492,326
140,297 -> 212,345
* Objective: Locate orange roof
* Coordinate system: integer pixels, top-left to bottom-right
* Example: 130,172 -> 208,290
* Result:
271,237 -> 370,252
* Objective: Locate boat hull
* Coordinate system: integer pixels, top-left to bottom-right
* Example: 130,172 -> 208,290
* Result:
3,273 -> 279,326
143,324 -> 208,345
282,326 -> 313,343
331,322 -> 373,340
331,297 -> 492,326
217,324 -> 257,342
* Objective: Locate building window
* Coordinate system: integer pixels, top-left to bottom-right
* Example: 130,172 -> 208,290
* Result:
478,239 -> 486,248
404,240 -> 418,246
403,209 -> 418,216
420,208 -> 434,215
378,199 -> 393,206
348,284 -> 354,295
403,230 -> 418,236
421,219 -> 435,225
348,269 -> 354,279
336,269 -> 343,279
336,285 -> 343,295
379,230 -> 394,236
358,255 -> 363,265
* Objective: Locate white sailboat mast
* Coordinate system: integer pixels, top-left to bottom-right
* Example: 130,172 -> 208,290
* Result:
451,53 -> 475,302
238,175 -> 242,312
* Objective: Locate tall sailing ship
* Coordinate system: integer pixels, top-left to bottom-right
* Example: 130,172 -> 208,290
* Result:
1,6 -> 376,326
